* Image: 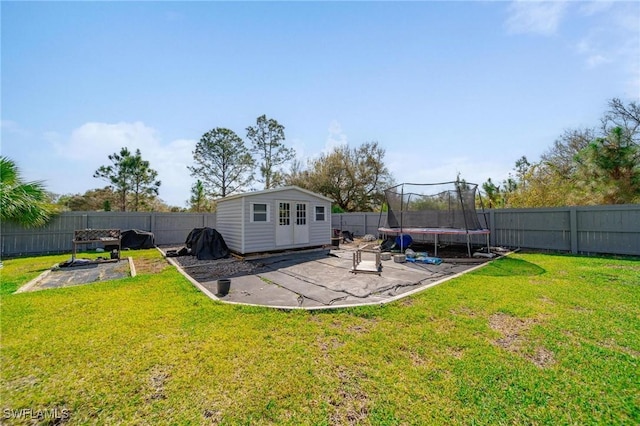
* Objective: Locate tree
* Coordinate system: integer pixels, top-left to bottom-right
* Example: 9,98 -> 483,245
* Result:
129,150 -> 161,211
93,147 -> 161,211
288,142 -> 393,212
485,98 -> 640,208
188,179 -> 214,212
575,127 -> 640,204
0,156 -> 55,227
188,128 -> 254,198
540,128 -> 595,176
57,187 -> 118,211
601,98 -> 640,143
482,178 -> 501,208
246,115 -> 295,189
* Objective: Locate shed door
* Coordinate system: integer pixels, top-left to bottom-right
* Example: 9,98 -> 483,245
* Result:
276,201 -> 309,246
293,202 -> 309,244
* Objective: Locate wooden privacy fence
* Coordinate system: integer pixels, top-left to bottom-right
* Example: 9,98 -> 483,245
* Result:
1,205 -> 639,257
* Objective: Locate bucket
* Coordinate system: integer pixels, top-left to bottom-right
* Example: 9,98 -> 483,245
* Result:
217,279 -> 231,296
331,237 -> 340,248
393,254 -> 406,263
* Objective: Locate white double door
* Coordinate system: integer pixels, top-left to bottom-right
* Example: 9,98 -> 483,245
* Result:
275,201 -> 309,246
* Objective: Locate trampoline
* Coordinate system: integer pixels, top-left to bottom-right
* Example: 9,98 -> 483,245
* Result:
378,181 -> 490,257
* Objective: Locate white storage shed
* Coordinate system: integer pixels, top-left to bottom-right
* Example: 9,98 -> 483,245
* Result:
216,186 -> 333,255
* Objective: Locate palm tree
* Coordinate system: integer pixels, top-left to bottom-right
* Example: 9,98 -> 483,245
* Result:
0,156 -> 54,227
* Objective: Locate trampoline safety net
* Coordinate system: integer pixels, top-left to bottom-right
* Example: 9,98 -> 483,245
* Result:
384,181 -> 486,230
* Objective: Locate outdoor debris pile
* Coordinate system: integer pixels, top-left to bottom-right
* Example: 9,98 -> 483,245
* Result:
121,229 -> 155,249
166,227 -> 230,260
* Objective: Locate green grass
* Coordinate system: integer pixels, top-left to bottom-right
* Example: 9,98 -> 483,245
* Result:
1,250 -> 639,425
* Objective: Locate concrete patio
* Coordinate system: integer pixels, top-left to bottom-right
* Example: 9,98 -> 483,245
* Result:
166,245 -> 491,310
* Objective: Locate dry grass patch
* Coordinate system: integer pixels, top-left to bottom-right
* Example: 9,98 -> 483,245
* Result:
133,255 -> 169,274
489,312 -> 555,368
328,366 -> 371,426
146,365 -> 171,402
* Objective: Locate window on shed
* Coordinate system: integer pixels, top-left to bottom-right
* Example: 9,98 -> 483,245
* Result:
296,203 -> 307,225
279,202 -> 290,226
251,203 -> 269,222
315,205 -> 326,221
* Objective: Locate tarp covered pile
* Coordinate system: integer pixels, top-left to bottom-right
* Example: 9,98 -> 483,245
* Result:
167,227 -> 230,260
121,229 -> 155,249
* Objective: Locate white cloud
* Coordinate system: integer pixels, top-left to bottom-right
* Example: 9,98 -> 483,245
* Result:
505,1 -> 568,36
506,1 -> 639,96
51,121 -> 195,207
573,2 -> 640,93
1,119 -> 30,137
579,1 -> 613,17
586,54 -> 610,68
54,121 -> 159,162
324,120 -> 348,154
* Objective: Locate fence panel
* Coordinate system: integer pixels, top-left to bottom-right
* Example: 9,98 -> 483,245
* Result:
576,206 -> 640,255
87,212 -> 152,231
331,212 -> 384,236
152,213 -> 216,245
491,209 -> 572,252
0,212 -> 218,257
2,206 -> 638,257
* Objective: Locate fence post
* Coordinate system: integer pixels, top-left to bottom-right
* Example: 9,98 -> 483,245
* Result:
570,207 -> 578,254
489,209 -> 495,246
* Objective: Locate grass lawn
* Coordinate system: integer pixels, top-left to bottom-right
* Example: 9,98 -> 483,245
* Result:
1,250 -> 639,425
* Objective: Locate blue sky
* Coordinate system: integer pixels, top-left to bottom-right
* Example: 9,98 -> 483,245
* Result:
2,1 -> 639,207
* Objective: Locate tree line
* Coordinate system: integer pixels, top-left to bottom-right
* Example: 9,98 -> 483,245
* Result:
482,98 -> 639,208
50,114 -> 393,214
2,99 -> 637,228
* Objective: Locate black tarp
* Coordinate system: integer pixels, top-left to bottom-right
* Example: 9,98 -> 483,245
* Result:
121,229 -> 155,249
185,227 -> 230,260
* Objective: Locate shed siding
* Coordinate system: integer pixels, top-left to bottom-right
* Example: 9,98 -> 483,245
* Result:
310,202 -> 332,245
216,187 -> 332,254
216,198 -> 244,253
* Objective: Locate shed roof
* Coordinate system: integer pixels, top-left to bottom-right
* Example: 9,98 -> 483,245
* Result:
217,186 -> 333,203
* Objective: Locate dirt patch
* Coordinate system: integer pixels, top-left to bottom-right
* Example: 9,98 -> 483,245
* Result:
133,256 -> 169,274
447,346 -> 466,359
328,366 -> 370,426
398,297 -> 415,307
450,306 -> 477,317
317,336 -> 344,354
409,350 -> 428,366
572,305 -> 593,313
606,264 -> 640,272
146,365 -> 171,402
489,313 -> 555,368
489,312 -> 537,340
526,347 -> 555,368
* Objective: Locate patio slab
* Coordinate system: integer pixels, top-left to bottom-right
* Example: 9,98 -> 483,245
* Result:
165,246 -> 492,310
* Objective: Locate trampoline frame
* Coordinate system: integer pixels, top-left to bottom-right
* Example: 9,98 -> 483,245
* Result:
377,227 -> 490,257
378,181 -> 490,257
